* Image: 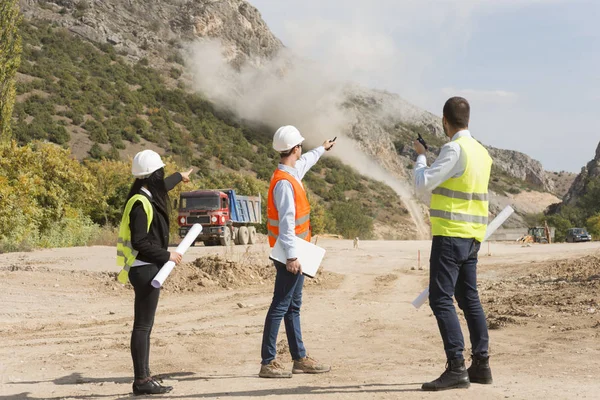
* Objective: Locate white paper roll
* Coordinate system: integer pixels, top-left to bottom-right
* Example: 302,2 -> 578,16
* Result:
483,205 -> 515,242
411,206 -> 515,309
151,223 -> 203,288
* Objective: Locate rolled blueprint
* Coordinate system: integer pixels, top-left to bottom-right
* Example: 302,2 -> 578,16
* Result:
411,206 -> 515,309
151,223 -> 202,288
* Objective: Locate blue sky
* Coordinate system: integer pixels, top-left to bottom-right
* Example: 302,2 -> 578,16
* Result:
248,0 -> 599,172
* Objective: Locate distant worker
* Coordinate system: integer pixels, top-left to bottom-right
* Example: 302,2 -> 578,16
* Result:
353,237 -> 360,249
259,125 -> 336,378
116,150 -> 192,395
413,97 -> 493,391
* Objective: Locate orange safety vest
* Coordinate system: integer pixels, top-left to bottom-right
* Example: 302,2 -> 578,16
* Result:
267,169 -> 311,247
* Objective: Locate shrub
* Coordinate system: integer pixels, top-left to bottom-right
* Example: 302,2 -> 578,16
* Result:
83,119 -> 109,143
169,67 -> 182,79
329,200 -> 374,239
0,141 -> 100,247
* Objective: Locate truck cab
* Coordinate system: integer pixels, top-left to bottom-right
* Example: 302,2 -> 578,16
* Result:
177,189 -> 261,246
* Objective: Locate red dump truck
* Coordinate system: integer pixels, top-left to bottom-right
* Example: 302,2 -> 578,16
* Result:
176,189 -> 262,246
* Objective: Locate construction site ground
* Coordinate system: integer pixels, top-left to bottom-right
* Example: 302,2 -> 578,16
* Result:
1,240 -> 599,400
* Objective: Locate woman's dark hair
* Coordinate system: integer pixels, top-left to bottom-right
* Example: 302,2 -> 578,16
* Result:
125,167 -> 169,215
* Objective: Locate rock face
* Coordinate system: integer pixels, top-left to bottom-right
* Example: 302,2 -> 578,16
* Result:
19,0 -> 282,66
340,86 -> 443,178
563,141 -> 600,205
486,146 -> 554,192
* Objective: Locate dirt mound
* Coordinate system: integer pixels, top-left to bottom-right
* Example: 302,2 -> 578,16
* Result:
374,273 -> 399,287
163,254 -> 343,293
163,254 -> 272,293
482,254 -> 600,330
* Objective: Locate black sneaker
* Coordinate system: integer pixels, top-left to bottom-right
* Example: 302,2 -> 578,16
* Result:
132,379 -> 173,395
422,359 -> 470,391
468,355 -> 493,384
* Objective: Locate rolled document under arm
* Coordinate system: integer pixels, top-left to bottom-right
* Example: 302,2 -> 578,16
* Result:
411,206 -> 515,309
151,223 -> 203,289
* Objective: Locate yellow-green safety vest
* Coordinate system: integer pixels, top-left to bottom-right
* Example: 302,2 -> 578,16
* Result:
116,194 -> 153,284
429,136 -> 492,242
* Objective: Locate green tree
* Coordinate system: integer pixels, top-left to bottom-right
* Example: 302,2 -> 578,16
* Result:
309,198 -> 327,235
543,213 -> 573,243
586,213 -> 600,240
329,200 -> 374,239
0,0 -> 22,142
577,177 -> 600,218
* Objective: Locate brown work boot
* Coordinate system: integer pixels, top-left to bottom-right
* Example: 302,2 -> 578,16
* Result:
259,360 -> 292,378
292,356 -> 331,374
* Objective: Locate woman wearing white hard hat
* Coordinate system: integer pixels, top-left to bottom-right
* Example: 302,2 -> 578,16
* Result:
116,149 -> 192,395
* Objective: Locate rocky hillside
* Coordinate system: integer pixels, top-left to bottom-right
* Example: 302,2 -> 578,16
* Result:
17,0 -> 562,233
19,0 -> 281,68
12,16 -> 414,239
339,87 -> 560,227
563,141 -> 600,206
546,170 -> 577,199
538,141 -> 600,241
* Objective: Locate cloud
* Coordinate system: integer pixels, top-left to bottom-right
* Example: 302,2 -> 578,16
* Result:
441,87 -> 519,104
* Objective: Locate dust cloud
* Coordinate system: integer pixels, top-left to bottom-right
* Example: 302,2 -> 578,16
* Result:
184,40 -> 429,239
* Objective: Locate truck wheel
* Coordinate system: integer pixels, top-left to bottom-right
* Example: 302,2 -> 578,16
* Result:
248,226 -> 257,244
220,227 -> 232,246
233,227 -> 240,245
238,226 -> 250,245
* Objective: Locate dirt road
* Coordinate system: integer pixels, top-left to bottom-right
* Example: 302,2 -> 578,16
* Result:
1,240 -> 599,399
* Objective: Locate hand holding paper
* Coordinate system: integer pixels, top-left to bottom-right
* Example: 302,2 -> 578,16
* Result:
270,237 -> 325,278
151,223 -> 202,288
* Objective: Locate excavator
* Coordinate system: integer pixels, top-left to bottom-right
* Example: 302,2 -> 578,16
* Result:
518,222 -> 554,244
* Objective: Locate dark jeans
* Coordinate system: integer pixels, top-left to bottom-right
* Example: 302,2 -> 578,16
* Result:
129,264 -> 161,380
261,260 -> 306,364
428,236 -> 489,361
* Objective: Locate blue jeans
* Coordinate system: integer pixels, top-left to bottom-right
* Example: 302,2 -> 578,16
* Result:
429,236 -> 489,361
261,260 -> 306,364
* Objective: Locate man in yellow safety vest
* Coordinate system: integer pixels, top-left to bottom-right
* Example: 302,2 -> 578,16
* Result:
414,97 -> 493,391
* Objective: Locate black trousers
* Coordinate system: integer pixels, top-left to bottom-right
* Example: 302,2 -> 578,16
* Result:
129,264 -> 161,380
428,236 -> 489,360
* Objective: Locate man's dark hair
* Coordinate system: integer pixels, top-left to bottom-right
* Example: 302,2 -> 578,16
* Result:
443,97 -> 470,129
280,144 -> 301,158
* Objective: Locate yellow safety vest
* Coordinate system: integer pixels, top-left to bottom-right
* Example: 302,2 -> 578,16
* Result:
116,194 -> 153,284
429,136 -> 492,242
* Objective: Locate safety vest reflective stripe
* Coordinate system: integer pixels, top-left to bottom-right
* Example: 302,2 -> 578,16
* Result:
267,213 -> 311,227
297,230 -> 309,240
431,187 -> 489,202
116,194 -> 153,284
429,209 -> 488,225
268,230 -> 310,241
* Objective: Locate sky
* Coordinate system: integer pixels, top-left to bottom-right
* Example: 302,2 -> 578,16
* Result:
247,0 -> 599,172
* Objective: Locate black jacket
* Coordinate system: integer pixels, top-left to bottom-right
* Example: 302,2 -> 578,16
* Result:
129,173 -> 182,265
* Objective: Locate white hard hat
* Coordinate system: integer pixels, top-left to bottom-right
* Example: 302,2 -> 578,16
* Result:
131,150 -> 165,178
273,125 -> 305,152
